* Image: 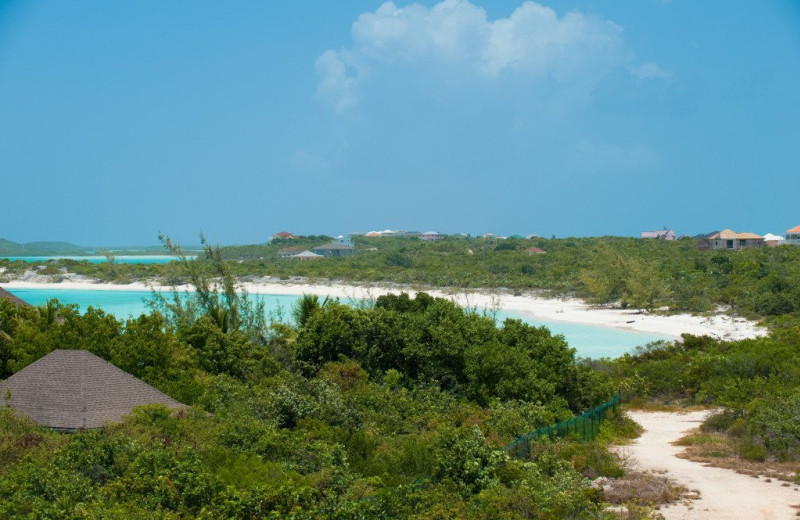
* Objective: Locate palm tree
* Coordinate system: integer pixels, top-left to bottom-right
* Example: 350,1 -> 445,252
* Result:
292,294 -> 330,328
37,299 -> 59,329
208,305 -> 231,334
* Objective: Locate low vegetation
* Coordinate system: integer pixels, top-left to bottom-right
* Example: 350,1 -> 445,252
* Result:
601,329 -> 800,478
0,245 -> 646,519
5,234 -> 800,516
5,235 -> 800,319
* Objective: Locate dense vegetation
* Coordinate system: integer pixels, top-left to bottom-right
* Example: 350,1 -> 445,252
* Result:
0,244 -> 638,519
602,326 -> 800,464
5,236 -> 800,319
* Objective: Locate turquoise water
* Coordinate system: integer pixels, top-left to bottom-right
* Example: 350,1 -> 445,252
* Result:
7,288 -> 299,323
3,256 -> 195,265
5,288 -> 669,359
496,310 -> 669,359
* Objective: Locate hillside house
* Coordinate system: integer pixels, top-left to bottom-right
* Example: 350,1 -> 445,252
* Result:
0,350 -> 185,430
279,246 -> 307,258
700,229 -> 764,251
786,225 -> 800,245
641,229 -> 676,240
312,243 -> 355,257
333,235 -> 353,246
273,231 -> 298,240
763,233 -> 786,247
420,231 -> 442,241
291,250 -> 324,261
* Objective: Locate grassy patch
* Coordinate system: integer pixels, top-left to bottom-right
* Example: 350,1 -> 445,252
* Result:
603,470 -> 688,507
675,429 -> 800,482
597,410 -> 644,444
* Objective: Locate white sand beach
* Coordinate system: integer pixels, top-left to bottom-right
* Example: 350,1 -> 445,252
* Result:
2,275 -> 767,342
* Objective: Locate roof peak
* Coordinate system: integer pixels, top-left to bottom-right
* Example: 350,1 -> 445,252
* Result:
1,349 -> 185,430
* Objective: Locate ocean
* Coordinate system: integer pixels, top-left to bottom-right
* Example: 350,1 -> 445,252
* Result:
6,288 -> 669,359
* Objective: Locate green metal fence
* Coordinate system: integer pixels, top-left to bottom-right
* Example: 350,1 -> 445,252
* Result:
504,394 -> 621,460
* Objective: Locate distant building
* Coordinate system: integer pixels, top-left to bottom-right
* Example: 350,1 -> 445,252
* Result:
312,243 -> 355,257
0,350 -> 185,431
763,233 -> 786,247
365,231 -> 382,238
525,247 -> 547,255
273,231 -> 298,240
699,229 -> 764,251
291,250 -> 324,261
399,231 -> 421,237
420,231 -> 443,241
278,246 -> 307,258
333,235 -> 353,246
786,225 -> 800,246
641,229 -> 677,240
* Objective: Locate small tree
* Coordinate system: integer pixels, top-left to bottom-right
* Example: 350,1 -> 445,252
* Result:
150,233 -> 267,343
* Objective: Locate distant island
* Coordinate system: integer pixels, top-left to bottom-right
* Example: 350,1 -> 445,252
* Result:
0,238 -> 203,257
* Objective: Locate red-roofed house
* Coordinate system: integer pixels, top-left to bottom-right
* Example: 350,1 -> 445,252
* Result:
786,225 -> 800,246
273,231 -> 298,240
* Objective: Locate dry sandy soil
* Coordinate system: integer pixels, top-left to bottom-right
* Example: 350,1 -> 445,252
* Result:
624,410 -> 800,520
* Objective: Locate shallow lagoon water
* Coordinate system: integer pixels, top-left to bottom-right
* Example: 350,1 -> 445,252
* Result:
6,288 -> 669,359
3,256 -> 195,265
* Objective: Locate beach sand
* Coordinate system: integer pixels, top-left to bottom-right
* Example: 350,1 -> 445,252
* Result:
2,274 -> 766,342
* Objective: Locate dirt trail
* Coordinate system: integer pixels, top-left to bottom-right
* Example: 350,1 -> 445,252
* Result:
624,410 -> 800,520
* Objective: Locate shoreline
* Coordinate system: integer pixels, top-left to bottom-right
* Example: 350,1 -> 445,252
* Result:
2,277 -> 767,342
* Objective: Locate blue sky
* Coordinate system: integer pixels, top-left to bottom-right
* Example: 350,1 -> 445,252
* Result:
1,0 -> 798,245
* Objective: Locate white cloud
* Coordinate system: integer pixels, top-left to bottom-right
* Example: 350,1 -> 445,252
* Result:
316,0 -> 660,113
315,50 -> 361,115
631,62 -> 673,81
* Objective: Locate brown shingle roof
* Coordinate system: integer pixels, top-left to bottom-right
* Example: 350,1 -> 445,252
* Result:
787,225 -> 800,234
0,350 -> 185,430
0,287 -> 33,308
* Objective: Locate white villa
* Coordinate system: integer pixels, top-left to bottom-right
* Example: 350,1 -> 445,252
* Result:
641,229 -> 676,240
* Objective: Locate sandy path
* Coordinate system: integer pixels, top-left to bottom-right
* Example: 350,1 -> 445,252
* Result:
624,410 -> 800,520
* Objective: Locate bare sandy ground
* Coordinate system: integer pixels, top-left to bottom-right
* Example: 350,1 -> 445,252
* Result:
624,410 -> 800,520
2,274 -> 766,341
